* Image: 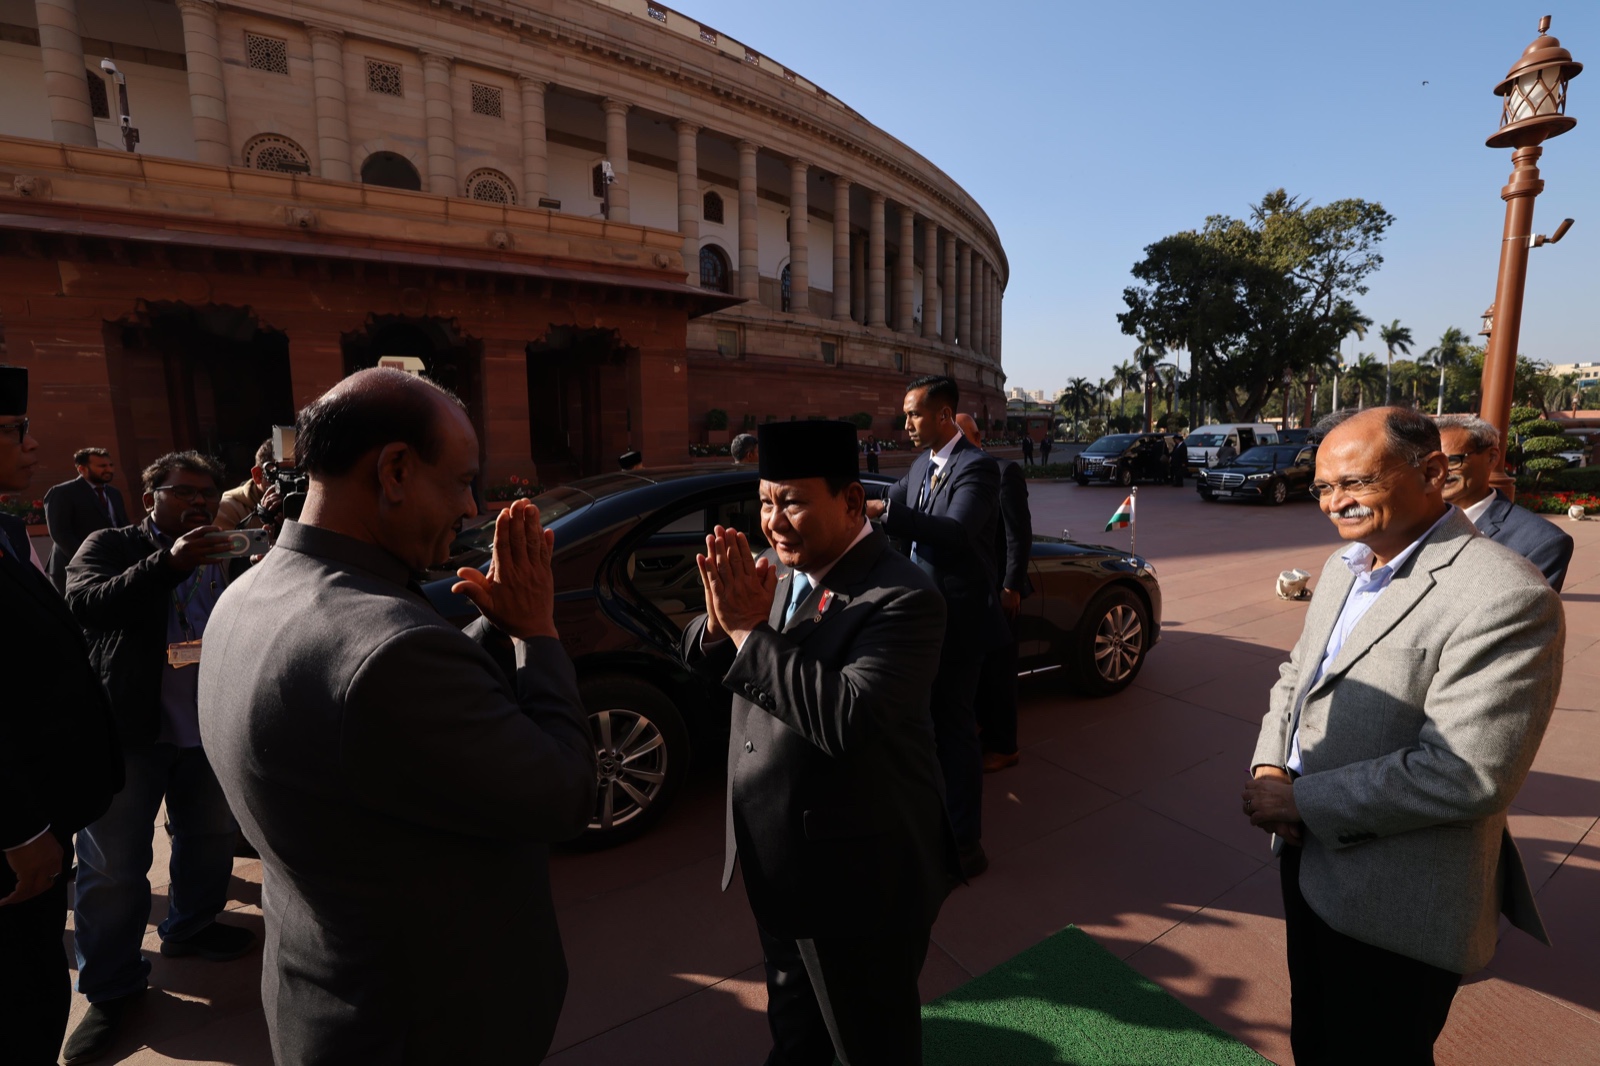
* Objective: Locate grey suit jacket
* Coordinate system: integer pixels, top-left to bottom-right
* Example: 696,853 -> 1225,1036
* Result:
198,522 -> 596,1066
682,530 -> 959,940
1474,489 -> 1574,592
1252,509 -> 1564,974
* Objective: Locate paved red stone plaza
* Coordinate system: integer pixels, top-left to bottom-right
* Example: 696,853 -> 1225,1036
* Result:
62,479 -> 1600,1065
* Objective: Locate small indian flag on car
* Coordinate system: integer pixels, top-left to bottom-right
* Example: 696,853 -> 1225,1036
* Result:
1105,494 -> 1135,531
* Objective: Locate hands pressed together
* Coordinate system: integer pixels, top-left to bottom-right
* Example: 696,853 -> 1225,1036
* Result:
453,498 -> 559,642
696,526 -> 777,649
1242,766 -> 1304,847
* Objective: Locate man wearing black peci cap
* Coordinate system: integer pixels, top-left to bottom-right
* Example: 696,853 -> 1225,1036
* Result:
0,365 -> 122,1065
684,419 -> 959,1065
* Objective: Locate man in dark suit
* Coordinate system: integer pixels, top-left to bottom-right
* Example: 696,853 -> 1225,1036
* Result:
0,365 -> 122,1066
685,420 -> 957,1066
955,414 -> 1032,773
44,446 -> 129,593
199,369 -> 596,1065
1436,414 -> 1573,590
63,451 -> 256,1062
1020,434 -> 1034,465
866,375 -> 1005,876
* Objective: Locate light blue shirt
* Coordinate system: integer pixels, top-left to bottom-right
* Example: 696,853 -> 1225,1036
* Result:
1287,508 -> 1455,773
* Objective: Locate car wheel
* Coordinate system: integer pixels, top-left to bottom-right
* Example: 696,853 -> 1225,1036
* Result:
1075,476 -> 1089,487
1067,586 -> 1150,697
1198,488 -> 1216,501
1268,479 -> 1289,506
1116,466 -> 1134,488
574,676 -> 690,848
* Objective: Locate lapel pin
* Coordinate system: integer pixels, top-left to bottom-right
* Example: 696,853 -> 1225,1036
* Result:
814,588 -> 834,621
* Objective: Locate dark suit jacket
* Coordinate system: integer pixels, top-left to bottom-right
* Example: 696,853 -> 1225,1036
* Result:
67,523 -> 243,748
44,477 -> 128,592
1473,490 -> 1574,592
995,457 -> 1033,596
881,436 -> 1008,644
683,530 -> 959,940
0,512 -> 121,863
197,522 -> 596,1066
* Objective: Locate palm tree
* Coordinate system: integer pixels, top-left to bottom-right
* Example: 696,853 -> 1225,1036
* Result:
1378,319 -> 1413,406
1155,362 -> 1183,428
1062,377 -> 1096,440
1132,336 -> 1166,431
1111,360 -> 1138,421
1424,327 -> 1471,416
1348,353 -> 1384,409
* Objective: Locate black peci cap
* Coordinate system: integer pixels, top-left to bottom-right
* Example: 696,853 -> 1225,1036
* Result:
0,364 -> 25,416
757,420 -> 859,482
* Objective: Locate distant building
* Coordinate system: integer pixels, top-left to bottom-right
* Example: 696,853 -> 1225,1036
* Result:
1548,362 -> 1600,388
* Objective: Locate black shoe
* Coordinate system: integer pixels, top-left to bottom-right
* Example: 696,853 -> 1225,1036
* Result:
63,988 -> 145,1064
159,920 -> 255,961
959,844 -> 989,880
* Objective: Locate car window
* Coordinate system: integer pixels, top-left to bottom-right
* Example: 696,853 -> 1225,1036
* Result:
619,490 -> 768,638
1086,435 -> 1139,454
1296,448 -> 1316,466
1186,433 -> 1225,448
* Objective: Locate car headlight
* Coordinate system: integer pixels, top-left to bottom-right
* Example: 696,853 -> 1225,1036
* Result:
1246,473 -> 1274,480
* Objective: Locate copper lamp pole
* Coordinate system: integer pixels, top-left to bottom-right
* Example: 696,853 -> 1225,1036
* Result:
1479,16 -> 1581,497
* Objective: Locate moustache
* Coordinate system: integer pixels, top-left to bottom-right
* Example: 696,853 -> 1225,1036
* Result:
1335,505 -> 1374,520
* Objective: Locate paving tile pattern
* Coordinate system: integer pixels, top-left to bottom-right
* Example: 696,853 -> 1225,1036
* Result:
65,480 -> 1600,1064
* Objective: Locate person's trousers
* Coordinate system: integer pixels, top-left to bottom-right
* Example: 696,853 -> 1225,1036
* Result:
0,832 -> 73,1065
976,614 -> 1020,755
758,923 -> 930,1066
930,642 -> 984,849
1280,845 -> 1463,1065
75,743 -> 238,1003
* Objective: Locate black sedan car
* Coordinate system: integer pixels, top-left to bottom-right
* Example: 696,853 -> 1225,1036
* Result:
424,467 -> 1162,846
1195,443 -> 1318,505
1074,433 -> 1178,487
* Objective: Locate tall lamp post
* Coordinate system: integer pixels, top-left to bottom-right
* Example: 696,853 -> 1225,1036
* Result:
1479,16 -> 1581,496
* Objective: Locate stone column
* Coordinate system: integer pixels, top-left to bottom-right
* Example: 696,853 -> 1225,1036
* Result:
519,76 -> 547,204
922,218 -> 939,340
896,205 -> 915,333
831,177 -> 851,321
35,0 -> 96,147
737,140 -> 760,301
941,231 -> 957,345
988,267 -> 1000,357
958,243 -> 973,348
973,258 -> 987,356
674,121 -> 699,283
307,25 -> 351,181
868,192 -> 887,328
601,98 -> 630,222
420,52 -> 457,195
994,283 -> 1003,363
851,233 -> 867,324
788,158 -> 809,314
174,0 -> 231,165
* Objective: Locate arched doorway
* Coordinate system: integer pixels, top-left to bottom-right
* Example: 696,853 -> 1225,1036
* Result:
525,326 -> 635,482
341,315 -> 486,456
103,302 -> 293,483
361,151 -> 422,191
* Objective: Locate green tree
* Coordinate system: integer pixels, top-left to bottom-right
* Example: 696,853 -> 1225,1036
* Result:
1118,189 -> 1394,421
1347,353 -> 1384,409
1061,377 -> 1096,440
1378,319 -> 1413,406
1425,327 -> 1471,415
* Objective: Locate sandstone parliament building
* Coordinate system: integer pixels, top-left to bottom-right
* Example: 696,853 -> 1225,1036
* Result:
0,0 -> 1007,491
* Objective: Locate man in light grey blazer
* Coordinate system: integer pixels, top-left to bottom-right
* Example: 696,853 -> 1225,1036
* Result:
1244,407 -> 1564,1066
200,370 -> 595,1065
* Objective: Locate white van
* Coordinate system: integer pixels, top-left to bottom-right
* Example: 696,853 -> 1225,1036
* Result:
1183,423 -> 1280,469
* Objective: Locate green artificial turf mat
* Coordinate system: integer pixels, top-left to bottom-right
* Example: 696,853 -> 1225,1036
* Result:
921,925 -> 1267,1065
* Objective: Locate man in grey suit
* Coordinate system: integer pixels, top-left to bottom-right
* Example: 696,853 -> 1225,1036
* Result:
1244,407 -> 1564,1065
199,369 -> 596,1065
685,420 -> 958,1065
1436,413 -> 1574,590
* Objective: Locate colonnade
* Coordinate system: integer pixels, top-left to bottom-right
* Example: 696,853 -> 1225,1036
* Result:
29,0 -> 1003,358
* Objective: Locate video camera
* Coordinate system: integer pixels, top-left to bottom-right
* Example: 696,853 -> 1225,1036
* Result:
267,425 -> 309,522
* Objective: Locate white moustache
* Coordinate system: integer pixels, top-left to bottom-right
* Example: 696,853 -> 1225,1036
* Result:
1336,505 -> 1374,519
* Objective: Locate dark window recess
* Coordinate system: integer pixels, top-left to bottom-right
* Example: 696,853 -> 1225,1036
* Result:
715,329 -> 739,358
700,246 -> 731,294
86,70 -> 109,119
703,190 -> 724,224
592,164 -> 606,199
821,341 -> 837,366
780,264 -> 792,313
360,151 -> 422,191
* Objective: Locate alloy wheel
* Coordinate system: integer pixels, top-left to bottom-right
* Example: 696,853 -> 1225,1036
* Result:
590,708 -> 670,832
1093,603 -> 1145,683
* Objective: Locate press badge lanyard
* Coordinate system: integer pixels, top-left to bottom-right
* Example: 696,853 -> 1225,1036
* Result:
167,565 -> 213,668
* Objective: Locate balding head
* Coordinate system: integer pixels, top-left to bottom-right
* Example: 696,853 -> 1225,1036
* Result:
954,413 -> 982,448
295,368 -> 480,570
1314,406 -> 1449,565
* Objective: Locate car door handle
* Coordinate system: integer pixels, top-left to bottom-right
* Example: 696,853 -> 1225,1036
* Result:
636,556 -> 683,572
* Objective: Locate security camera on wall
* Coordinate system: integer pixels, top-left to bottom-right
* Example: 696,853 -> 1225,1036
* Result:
99,58 -> 122,82
600,160 -> 615,185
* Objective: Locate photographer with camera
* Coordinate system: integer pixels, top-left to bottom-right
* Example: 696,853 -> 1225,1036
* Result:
216,439 -> 284,533
61,451 -> 256,1063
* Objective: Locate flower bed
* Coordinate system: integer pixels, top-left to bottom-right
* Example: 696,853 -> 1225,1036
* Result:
0,494 -> 44,525
485,476 -> 541,502
1515,490 -> 1600,515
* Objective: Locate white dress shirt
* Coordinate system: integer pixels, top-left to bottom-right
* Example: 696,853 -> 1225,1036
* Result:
1286,508 -> 1456,773
1460,491 -> 1496,527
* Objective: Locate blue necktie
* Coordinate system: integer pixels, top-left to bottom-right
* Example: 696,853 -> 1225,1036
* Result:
783,572 -> 811,626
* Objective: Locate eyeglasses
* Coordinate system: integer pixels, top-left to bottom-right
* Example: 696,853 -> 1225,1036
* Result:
153,484 -> 221,503
1309,460 -> 1418,501
0,418 -> 28,445
1444,449 -> 1484,469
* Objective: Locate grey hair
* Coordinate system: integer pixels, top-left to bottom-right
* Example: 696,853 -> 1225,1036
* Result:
729,433 -> 758,461
1315,406 -> 1441,466
1434,413 -> 1500,452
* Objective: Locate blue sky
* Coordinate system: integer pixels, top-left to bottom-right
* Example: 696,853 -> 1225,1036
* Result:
678,0 -> 1599,394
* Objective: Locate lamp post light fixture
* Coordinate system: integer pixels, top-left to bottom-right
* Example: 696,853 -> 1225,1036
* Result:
1479,303 -> 1495,340
1479,15 -> 1581,496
